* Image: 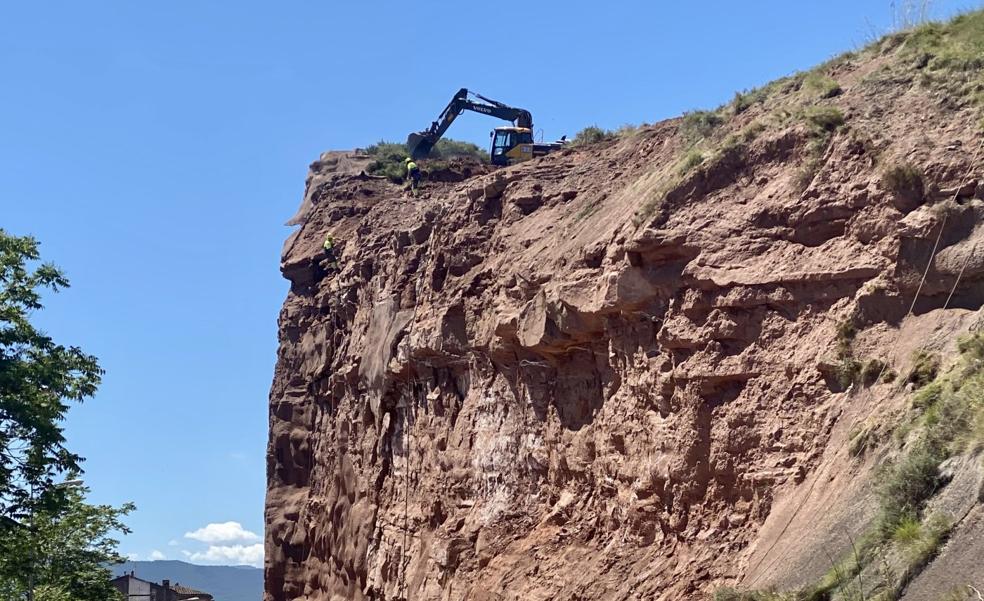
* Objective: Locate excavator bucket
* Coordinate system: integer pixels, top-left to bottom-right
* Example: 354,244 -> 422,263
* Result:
406,132 -> 433,160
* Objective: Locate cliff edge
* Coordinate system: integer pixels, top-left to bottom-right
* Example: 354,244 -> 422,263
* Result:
267,15 -> 984,601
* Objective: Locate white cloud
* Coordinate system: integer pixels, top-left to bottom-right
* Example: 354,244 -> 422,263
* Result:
126,553 -> 139,561
184,521 -> 260,544
168,539 -> 180,547
188,544 -> 263,567
149,550 -> 167,561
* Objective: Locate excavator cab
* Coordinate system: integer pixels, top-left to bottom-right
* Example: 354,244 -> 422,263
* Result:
490,127 -> 535,166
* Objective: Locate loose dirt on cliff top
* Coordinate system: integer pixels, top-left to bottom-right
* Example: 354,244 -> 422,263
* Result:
267,13 -> 984,601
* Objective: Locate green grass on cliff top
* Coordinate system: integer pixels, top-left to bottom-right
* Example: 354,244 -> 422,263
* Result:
363,138 -> 487,183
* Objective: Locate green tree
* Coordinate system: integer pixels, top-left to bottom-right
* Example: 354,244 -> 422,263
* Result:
0,230 -> 102,518
0,230 -> 129,600
0,482 -> 132,600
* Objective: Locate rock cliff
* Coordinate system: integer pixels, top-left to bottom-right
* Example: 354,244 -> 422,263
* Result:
267,16 -> 984,601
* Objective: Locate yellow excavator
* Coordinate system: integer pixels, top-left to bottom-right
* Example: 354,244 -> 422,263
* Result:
407,88 -> 566,166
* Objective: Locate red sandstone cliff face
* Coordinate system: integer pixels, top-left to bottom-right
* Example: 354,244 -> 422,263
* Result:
266,31 -> 984,601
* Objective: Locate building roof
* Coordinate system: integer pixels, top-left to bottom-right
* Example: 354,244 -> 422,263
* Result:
111,573 -> 155,585
111,574 -> 212,600
172,583 -> 213,599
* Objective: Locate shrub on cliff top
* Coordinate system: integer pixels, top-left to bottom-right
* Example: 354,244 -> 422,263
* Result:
901,11 -> 984,72
572,125 -> 616,146
679,110 -> 723,143
364,138 -> 487,183
897,10 -> 984,124
429,138 -> 488,161
364,142 -> 409,182
732,89 -> 766,114
365,138 -> 486,162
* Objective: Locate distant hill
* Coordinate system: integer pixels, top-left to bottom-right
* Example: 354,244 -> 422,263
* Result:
112,560 -> 261,601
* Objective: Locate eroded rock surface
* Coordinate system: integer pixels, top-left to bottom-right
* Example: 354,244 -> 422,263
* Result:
266,44 -> 984,601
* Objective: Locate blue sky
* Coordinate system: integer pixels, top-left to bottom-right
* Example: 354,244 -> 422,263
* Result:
1,0 -> 977,567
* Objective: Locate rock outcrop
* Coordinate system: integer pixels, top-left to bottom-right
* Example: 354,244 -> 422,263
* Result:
266,21 -> 984,601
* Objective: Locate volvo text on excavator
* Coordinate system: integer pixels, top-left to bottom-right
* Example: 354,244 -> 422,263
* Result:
406,88 -> 565,166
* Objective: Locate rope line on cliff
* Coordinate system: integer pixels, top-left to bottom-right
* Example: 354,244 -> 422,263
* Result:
862,137 -> 984,393
865,137 -> 984,391
397,200 -> 454,601
752,134 -> 984,582
744,212 -> 949,588
863,211 -> 951,393
743,137 -> 984,585
937,138 -> 984,319
905,214 -> 947,320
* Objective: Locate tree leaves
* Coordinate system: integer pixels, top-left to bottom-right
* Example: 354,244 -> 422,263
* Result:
0,230 -> 127,600
0,484 -> 131,600
0,230 -> 103,519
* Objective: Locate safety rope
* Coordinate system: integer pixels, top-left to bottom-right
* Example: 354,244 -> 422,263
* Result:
864,138 -> 984,391
906,215 -> 947,319
397,199 -> 453,601
865,138 -> 984,391
937,138 -> 984,317
860,213 -> 950,393
744,135 -> 983,587
941,253 -> 970,313
744,212 -> 948,588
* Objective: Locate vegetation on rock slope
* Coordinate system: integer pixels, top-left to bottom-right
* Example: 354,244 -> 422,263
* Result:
710,8 -> 984,600
364,139 -> 487,182
718,331 -> 984,600
606,7 -> 984,227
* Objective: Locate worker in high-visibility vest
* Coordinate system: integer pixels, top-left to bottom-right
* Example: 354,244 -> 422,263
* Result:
322,233 -> 339,272
404,157 -> 421,197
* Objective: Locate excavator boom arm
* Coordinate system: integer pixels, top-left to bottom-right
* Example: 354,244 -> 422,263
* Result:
407,88 -> 533,159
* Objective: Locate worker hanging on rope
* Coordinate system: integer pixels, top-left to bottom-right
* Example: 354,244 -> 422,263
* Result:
404,157 -> 421,197
320,233 -> 339,277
